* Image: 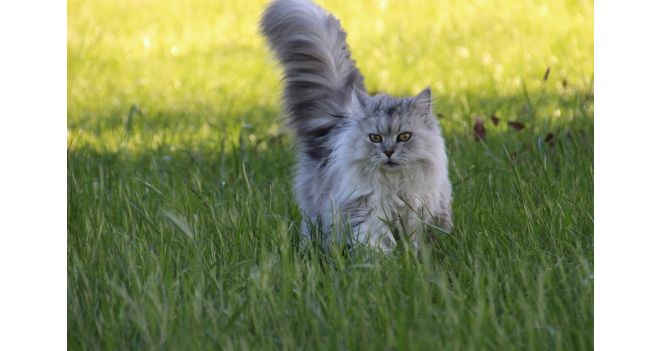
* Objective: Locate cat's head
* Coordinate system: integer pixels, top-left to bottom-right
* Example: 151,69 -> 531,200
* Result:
341,87 -> 444,172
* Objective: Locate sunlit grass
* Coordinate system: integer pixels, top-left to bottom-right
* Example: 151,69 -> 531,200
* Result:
68,0 -> 592,151
68,0 -> 593,349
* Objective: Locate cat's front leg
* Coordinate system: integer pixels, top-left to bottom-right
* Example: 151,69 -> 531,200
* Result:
430,201 -> 453,241
352,216 -> 397,253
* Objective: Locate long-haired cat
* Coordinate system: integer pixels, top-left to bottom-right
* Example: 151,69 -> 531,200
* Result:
260,0 -> 452,252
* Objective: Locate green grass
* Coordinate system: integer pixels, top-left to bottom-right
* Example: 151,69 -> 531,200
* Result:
68,0 -> 593,349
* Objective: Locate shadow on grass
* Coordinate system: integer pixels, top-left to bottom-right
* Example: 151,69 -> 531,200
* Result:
67,89 -> 593,258
68,86 -> 594,252
67,89 -> 593,350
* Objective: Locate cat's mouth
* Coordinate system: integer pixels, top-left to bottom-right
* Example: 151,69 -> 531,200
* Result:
384,160 -> 399,167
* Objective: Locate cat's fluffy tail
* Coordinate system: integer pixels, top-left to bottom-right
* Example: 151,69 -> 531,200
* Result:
260,0 -> 364,160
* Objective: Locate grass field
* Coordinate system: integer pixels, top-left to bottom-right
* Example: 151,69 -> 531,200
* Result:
67,0 -> 594,349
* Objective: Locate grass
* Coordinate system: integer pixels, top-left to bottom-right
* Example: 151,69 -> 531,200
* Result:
67,0 -> 594,349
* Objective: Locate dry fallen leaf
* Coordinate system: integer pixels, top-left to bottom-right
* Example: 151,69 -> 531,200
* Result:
474,117 -> 486,141
544,132 -> 557,146
508,151 -> 518,162
507,121 -> 526,130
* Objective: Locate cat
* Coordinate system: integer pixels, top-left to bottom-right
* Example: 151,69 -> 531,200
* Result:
260,0 -> 452,253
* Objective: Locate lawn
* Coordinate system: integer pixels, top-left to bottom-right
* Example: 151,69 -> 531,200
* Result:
67,0 -> 594,349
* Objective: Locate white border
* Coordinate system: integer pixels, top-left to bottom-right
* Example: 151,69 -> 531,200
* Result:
2,0 -> 660,349
0,0 -> 66,350
595,1 -> 661,350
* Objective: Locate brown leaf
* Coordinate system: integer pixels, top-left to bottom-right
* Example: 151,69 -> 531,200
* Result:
508,151 -> 518,162
474,117 -> 486,141
543,67 -> 551,81
544,132 -> 557,147
490,114 -> 501,126
507,121 -> 525,130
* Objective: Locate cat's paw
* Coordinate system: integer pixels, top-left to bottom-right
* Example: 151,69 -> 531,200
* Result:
369,233 -> 397,254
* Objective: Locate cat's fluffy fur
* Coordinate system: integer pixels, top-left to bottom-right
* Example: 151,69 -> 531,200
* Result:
260,0 -> 452,252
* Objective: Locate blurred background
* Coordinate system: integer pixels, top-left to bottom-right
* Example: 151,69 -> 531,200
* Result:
68,0 -> 593,152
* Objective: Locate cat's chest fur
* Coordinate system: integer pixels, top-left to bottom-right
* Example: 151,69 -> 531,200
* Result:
355,172 -> 429,226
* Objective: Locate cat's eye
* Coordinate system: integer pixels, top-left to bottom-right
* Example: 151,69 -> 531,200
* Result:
368,134 -> 382,143
397,132 -> 412,142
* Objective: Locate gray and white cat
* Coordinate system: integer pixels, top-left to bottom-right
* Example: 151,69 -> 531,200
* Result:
260,0 -> 452,252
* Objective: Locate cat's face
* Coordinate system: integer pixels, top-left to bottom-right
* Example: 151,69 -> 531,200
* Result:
345,88 -> 442,172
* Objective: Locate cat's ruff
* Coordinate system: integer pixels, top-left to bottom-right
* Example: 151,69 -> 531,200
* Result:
260,0 -> 452,252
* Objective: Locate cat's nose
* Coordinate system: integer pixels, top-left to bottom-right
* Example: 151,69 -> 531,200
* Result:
383,149 -> 394,157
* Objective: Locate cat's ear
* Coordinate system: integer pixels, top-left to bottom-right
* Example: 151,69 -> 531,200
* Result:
350,88 -> 370,118
412,87 -> 433,117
